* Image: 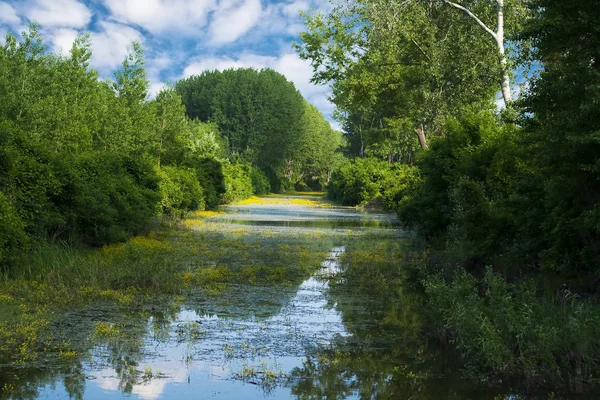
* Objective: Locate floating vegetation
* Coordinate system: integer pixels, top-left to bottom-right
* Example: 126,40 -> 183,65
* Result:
231,195 -> 334,208
234,360 -> 288,393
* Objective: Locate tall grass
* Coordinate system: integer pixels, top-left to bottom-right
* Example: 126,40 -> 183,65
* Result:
424,268 -> 600,391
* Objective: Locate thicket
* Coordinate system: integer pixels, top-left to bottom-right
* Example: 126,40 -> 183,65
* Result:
0,26 -> 338,270
299,0 -> 600,389
300,0 -> 600,277
425,268 -> 600,388
327,157 -> 420,209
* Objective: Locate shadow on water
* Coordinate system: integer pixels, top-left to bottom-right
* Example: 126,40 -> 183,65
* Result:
0,195 -> 590,399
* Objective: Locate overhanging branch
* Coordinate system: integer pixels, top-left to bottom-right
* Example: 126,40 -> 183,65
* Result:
442,0 -> 497,40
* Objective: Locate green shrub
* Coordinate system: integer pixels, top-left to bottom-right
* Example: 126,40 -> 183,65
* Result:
54,153 -> 161,246
424,268 -> 600,385
190,157 -> 225,210
250,166 -> 271,195
221,163 -> 253,204
397,110 -> 525,264
157,166 -> 204,216
263,167 -> 293,193
3,144 -> 65,238
327,157 -> 419,209
0,192 -> 27,267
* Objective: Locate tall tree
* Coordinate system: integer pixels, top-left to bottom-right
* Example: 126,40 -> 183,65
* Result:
520,0 -> 600,271
295,0 -> 526,154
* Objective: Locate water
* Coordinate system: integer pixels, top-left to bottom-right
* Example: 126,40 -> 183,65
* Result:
0,195 -> 575,399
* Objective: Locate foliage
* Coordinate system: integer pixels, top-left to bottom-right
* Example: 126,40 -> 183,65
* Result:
0,26 -> 261,268
175,69 -> 342,189
327,157 -> 420,209
221,163 -> 254,204
250,167 -> 271,195
295,0 -> 519,161
518,0 -> 600,272
157,166 -> 204,217
425,268 -> 600,386
190,157 -> 226,210
397,109 -> 524,259
55,153 -> 161,246
0,192 -> 27,267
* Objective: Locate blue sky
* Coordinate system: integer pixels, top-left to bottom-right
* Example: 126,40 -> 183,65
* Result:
0,0 -> 338,128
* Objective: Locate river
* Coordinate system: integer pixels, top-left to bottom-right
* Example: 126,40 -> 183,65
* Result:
1,194 -> 547,399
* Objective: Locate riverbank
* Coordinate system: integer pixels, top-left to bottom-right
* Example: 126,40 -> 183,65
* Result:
1,194 -> 598,399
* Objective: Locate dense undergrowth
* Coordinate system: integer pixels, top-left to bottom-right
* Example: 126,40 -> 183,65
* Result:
0,25 -> 342,273
324,237 -> 600,395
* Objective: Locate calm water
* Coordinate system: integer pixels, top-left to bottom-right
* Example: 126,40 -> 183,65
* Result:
0,195 -> 575,399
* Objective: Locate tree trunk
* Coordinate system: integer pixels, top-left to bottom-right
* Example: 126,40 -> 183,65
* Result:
496,0 -> 512,105
443,0 -> 512,106
415,125 -> 428,150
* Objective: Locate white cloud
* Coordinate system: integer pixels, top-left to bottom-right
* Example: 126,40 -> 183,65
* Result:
256,0 -> 325,38
49,28 -> 79,55
23,0 -> 91,28
90,21 -> 143,71
0,2 -> 20,25
149,81 -> 167,98
208,0 -> 262,45
104,0 -> 217,34
183,54 -> 269,76
282,0 -> 310,17
328,119 -> 342,131
184,52 -> 321,97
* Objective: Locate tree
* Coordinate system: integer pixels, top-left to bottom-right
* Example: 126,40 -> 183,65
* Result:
176,68 -> 339,189
154,87 -> 186,167
438,0 -> 524,105
295,0 -> 526,154
519,0 -> 600,271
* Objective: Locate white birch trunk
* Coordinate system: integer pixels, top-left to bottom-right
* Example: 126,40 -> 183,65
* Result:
444,0 -> 512,105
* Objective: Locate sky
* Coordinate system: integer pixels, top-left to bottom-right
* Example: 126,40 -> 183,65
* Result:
0,0 -> 339,128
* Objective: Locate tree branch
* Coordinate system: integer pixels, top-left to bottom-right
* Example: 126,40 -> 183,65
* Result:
442,0 -> 497,40
411,38 -> 431,61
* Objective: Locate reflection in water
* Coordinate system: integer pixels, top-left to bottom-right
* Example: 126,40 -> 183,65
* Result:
214,218 -> 400,229
28,239 -> 353,399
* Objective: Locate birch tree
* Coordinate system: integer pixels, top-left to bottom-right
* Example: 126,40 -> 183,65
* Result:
439,0 -> 519,105
296,0 -> 510,153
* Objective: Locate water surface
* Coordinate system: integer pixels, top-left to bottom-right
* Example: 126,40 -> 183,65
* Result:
0,195 -> 571,399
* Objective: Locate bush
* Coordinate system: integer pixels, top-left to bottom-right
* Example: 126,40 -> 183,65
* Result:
221,163 -> 253,204
190,157 -> 226,210
0,192 -> 27,267
397,110 -> 525,265
264,167 -> 294,193
250,166 -> 271,195
157,166 -> 204,217
327,157 -> 419,209
424,268 -> 600,386
55,153 -> 161,246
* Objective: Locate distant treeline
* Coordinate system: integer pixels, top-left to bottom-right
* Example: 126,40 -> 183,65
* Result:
175,69 -> 344,192
0,25 -> 342,268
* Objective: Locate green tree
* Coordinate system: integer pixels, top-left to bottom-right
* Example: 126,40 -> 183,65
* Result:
519,0 -> 600,271
295,0 -> 525,156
